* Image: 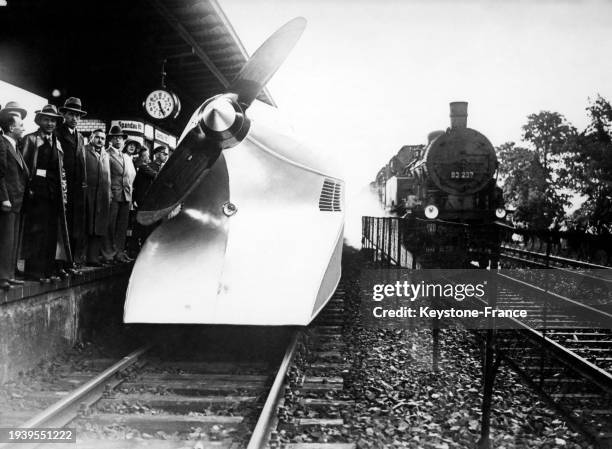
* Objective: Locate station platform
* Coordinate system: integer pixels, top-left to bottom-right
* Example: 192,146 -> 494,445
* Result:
0,264 -> 132,384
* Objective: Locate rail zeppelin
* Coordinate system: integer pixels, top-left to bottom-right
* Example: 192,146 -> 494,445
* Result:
123,19 -> 345,325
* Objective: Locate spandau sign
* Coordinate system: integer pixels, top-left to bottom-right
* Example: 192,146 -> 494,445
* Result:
111,120 -> 145,134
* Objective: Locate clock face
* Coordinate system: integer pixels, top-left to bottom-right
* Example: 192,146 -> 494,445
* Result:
145,90 -> 176,119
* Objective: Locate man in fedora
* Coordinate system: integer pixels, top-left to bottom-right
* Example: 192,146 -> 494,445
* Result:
0,101 -> 27,138
0,108 -> 28,289
56,97 -> 87,269
20,105 -> 72,282
107,125 -> 136,263
2,101 -> 27,120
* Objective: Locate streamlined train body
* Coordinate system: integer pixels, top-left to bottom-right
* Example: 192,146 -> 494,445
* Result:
123,18 -> 345,325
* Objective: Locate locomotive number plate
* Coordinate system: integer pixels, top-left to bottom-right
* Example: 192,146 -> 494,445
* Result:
450,171 -> 474,179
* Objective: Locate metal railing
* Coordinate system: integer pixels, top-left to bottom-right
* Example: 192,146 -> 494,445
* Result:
361,216 -> 412,268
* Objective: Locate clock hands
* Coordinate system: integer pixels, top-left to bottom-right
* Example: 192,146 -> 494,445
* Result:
158,101 -> 164,115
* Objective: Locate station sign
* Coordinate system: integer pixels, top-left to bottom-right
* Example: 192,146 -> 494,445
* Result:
144,124 -> 154,140
111,120 -> 144,134
126,135 -> 144,145
155,129 -> 177,149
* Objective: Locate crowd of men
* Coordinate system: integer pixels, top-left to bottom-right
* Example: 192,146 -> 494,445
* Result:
0,98 -> 169,288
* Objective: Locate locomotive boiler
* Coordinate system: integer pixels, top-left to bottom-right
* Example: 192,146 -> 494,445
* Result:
403,102 -> 503,222
123,18 -> 345,325
397,102 -> 505,267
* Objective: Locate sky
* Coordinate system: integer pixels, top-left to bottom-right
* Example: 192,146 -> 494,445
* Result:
221,0 -> 612,189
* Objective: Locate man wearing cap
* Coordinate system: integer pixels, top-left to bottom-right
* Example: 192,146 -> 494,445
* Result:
56,97 -> 88,269
107,125 -> 136,263
150,145 -> 169,172
132,146 -> 159,248
20,105 -> 72,282
0,108 -> 28,289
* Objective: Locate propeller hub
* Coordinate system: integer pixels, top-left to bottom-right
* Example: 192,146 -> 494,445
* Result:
202,97 -> 237,132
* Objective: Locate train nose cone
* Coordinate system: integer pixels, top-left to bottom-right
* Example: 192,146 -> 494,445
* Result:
202,97 -> 237,132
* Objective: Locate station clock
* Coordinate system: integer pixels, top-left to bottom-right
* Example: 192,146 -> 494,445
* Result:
144,89 -> 181,120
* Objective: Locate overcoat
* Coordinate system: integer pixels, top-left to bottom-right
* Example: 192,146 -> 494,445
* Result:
20,130 -> 72,262
56,124 -> 87,242
0,135 -> 29,212
107,147 -> 136,202
84,144 -> 111,236
133,159 -> 158,206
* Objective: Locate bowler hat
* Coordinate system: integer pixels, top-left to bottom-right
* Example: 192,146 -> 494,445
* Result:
59,97 -> 87,116
0,101 -> 27,119
34,104 -> 63,126
108,125 -> 128,138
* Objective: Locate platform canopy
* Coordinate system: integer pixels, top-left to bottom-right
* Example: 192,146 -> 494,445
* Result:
0,0 -> 275,134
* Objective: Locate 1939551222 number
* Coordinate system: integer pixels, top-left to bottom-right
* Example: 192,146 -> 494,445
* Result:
0,428 -> 76,443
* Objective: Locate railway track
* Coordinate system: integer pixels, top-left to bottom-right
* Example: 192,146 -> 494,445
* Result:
0,289 -> 355,449
452,272 -> 612,448
501,245 -> 612,281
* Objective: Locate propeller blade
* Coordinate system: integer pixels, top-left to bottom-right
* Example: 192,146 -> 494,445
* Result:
137,17 -> 307,224
137,124 -> 221,225
229,17 -> 306,108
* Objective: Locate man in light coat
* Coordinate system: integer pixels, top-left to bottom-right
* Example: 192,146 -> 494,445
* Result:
84,129 -> 113,265
106,125 -> 136,263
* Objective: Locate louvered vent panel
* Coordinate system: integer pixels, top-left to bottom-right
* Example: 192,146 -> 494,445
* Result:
319,179 -> 343,212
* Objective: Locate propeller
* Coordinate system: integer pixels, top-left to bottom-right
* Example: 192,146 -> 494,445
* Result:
137,17 -> 307,225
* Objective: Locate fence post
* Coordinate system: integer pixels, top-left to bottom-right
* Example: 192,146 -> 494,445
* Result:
387,218 -> 395,267
478,256 -> 500,449
398,218 -> 403,267
376,218 -> 381,265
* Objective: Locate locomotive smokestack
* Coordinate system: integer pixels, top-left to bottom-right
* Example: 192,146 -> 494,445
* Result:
449,101 -> 468,129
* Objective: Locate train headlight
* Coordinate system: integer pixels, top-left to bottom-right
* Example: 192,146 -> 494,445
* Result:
424,205 -> 439,219
495,207 -> 506,219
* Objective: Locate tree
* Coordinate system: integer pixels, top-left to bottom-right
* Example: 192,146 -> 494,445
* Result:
569,95 -> 612,234
497,111 -> 577,230
496,142 -> 566,230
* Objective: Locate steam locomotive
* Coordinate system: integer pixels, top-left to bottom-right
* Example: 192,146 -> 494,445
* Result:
380,102 -> 506,268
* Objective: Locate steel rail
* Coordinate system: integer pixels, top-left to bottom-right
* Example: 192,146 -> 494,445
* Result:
501,245 -> 612,272
0,344 -> 151,449
498,272 -> 612,324
247,331 -> 300,449
500,251 -> 612,288
438,272 -> 612,392
501,248 -> 612,285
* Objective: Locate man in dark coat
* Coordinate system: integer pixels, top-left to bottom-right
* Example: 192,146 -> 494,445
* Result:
0,110 -> 28,289
133,146 -> 156,207
132,146 -> 160,248
84,129 -> 113,265
149,145 -> 169,173
56,97 -> 87,268
20,104 -> 72,283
